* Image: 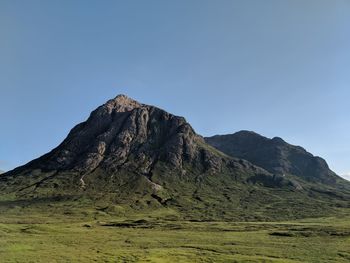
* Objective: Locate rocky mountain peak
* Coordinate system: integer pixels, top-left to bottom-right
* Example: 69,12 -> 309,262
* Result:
271,137 -> 286,144
9,95 -> 232,177
104,94 -> 143,113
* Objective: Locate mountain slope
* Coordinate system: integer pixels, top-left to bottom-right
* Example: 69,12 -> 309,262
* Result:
205,131 -> 343,185
1,97 -> 349,220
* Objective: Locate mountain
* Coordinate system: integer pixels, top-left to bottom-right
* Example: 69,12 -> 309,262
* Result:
1,96 -> 349,221
8,95 -> 221,174
3,95 -> 267,181
0,170 -> 4,174
205,131 -> 342,184
343,174 -> 350,181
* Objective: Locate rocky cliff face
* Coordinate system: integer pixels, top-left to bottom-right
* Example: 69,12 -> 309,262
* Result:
26,95 -> 202,173
205,131 -> 340,184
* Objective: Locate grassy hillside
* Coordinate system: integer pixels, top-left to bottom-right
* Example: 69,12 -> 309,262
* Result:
1,163 -> 350,222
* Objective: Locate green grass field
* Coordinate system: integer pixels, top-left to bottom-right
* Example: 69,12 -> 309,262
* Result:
1,203 -> 349,263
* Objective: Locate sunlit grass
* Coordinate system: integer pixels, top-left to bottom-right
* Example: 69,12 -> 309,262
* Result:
0,205 -> 349,262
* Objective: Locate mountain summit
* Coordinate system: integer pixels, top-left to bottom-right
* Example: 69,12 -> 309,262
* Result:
1,95 -> 349,220
8,94 -> 242,176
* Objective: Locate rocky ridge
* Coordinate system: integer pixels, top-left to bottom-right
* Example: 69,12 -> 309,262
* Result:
205,131 -> 340,184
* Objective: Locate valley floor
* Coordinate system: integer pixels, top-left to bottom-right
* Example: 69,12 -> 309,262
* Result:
0,207 -> 350,263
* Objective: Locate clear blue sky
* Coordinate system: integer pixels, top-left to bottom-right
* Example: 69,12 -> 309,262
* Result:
0,0 -> 349,179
